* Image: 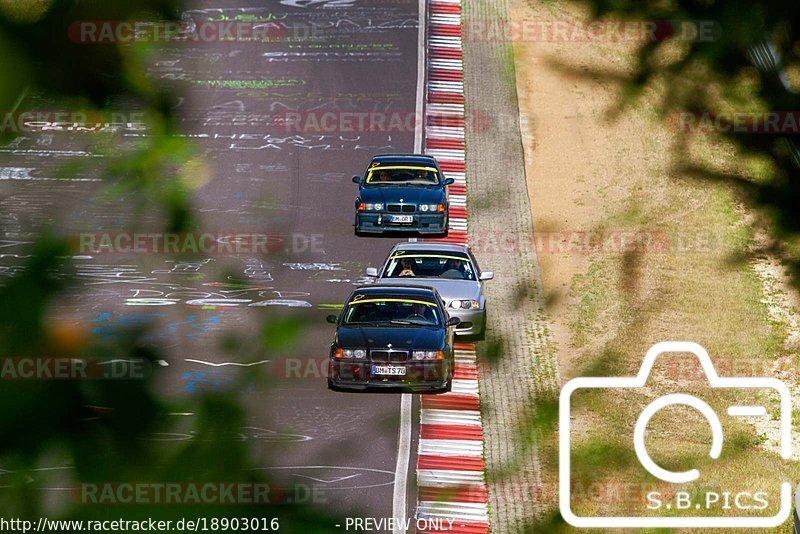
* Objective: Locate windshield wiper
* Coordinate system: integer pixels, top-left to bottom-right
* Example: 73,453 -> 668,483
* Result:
345,319 -> 411,326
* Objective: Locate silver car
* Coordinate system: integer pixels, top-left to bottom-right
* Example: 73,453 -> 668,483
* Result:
365,242 -> 492,339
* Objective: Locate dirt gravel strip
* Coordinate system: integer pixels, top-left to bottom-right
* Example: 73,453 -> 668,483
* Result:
461,0 -> 561,531
415,1 -> 491,533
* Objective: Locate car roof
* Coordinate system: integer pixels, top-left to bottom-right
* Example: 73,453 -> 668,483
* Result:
391,242 -> 470,254
352,284 -> 439,298
370,154 -> 438,165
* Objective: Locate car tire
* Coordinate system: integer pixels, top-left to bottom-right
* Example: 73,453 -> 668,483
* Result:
475,310 -> 487,341
445,363 -> 454,392
435,219 -> 449,238
430,364 -> 454,394
430,382 -> 452,395
353,212 -> 369,237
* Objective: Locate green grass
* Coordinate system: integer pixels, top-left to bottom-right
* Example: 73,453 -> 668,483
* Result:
556,64 -> 794,533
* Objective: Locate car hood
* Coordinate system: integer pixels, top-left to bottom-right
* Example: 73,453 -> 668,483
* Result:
336,326 -> 445,349
359,187 -> 444,204
377,278 -> 481,304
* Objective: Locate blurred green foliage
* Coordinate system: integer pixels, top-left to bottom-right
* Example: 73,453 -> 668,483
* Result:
0,1 -> 336,530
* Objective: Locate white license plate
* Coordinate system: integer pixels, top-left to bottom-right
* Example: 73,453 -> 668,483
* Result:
390,215 -> 413,223
372,365 -> 406,376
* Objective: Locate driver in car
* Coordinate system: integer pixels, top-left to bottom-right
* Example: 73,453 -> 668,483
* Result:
441,258 -> 465,279
406,302 -> 432,322
398,257 -> 416,277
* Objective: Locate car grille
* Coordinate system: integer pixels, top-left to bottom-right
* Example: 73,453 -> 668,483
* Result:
387,204 -> 415,213
371,350 -> 408,362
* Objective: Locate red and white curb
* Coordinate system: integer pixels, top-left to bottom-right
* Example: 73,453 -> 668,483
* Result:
416,0 -> 490,532
416,344 -> 488,533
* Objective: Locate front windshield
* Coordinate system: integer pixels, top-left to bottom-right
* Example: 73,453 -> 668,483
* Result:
365,165 -> 439,185
385,253 -> 475,280
342,297 -> 441,326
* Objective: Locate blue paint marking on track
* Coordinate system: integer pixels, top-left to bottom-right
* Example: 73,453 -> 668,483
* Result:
91,312 -> 221,340
181,368 -> 256,393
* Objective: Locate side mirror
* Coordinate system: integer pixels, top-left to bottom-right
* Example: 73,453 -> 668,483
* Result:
443,177 -> 455,186
479,272 -> 494,281
365,267 -> 379,277
326,314 -> 338,324
447,316 -> 461,327
352,176 -> 361,184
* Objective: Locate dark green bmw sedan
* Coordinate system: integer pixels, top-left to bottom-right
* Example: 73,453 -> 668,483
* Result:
352,154 -> 454,236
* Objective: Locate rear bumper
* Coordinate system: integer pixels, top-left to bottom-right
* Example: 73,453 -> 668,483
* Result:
355,212 -> 447,234
328,359 -> 451,391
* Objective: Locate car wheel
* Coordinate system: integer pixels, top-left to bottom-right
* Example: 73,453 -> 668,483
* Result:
444,363 -> 454,392
430,364 -> 454,394
354,217 -> 364,237
475,310 -> 487,341
430,381 -> 452,395
436,218 -> 449,238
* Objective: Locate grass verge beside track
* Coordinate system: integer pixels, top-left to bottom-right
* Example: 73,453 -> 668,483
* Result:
511,0 -> 800,531
462,0 -> 560,531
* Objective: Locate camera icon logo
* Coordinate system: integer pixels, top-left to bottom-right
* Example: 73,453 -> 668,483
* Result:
559,341 -> 793,528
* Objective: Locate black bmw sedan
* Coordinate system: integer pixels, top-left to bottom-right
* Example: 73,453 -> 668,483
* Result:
326,285 -> 460,392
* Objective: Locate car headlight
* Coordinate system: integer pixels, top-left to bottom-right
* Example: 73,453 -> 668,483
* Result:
419,204 -> 440,212
337,348 -> 367,359
449,299 -> 479,310
412,350 -> 444,360
364,203 -> 383,211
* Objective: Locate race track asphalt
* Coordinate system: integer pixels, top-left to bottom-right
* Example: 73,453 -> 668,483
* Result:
0,0 -> 424,527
